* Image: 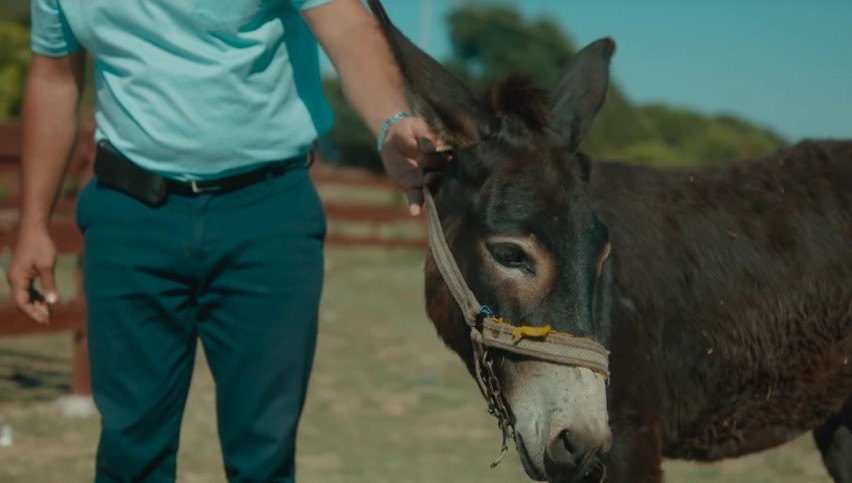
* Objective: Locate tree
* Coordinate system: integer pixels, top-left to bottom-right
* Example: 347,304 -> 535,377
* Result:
0,20 -> 31,120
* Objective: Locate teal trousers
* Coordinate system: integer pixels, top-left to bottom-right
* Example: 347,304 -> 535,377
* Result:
77,161 -> 325,483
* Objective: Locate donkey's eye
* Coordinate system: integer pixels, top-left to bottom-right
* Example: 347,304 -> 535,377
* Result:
488,243 -> 527,268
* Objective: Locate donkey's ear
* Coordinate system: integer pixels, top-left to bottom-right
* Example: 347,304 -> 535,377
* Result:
550,38 -> 615,151
367,0 -> 489,146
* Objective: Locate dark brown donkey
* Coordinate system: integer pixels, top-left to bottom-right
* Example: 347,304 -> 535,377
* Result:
366,1 -> 852,481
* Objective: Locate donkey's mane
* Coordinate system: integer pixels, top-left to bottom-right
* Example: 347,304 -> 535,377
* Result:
489,75 -> 552,131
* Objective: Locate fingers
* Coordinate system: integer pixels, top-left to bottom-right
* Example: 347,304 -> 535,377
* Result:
412,119 -> 450,153
406,188 -> 424,217
414,114 -> 452,169
11,281 -> 45,324
418,151 -> 450,170
423,170 -> 443,187
418,135 -> 451,155
28,285 -> 52,324
6,236 -> 59,324
417,135 -> 452,173
38,265 -> 59,305
8,271 -> 51,324
403,172 -> 443,216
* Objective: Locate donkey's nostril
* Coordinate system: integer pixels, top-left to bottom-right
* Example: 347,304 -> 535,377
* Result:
546,429 -> 583,469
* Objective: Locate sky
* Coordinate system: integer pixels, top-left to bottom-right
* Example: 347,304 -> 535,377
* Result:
324,0 -> 852,142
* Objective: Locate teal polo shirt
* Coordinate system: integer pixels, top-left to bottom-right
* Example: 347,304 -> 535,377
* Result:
31,0 -> 335,181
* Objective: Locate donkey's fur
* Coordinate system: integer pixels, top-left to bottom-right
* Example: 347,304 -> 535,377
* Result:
590,141 -> 852,481
366,1 -> 852,481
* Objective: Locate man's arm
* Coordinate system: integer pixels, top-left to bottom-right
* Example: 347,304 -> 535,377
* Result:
302,0 -> 449,215
6,51 -> 86,323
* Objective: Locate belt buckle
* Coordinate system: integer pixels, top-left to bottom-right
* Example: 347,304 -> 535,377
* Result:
190,180 -> 220,194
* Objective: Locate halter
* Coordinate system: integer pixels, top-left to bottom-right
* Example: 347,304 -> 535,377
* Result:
423,186 -> 610,466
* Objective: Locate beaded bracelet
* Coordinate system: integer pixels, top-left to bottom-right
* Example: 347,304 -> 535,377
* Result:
376,111 -> 415,152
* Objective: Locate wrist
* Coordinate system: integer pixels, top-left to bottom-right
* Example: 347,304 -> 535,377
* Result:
376,111 -> 414,152
17,212 -> 51,233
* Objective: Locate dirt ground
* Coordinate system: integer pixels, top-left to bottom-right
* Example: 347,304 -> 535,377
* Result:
0,247 -> 833,482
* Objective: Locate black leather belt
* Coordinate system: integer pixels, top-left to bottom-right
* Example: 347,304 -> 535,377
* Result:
93,141 -> 306,206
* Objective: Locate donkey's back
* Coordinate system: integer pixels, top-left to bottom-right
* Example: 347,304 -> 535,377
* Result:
591,140 -> 851,324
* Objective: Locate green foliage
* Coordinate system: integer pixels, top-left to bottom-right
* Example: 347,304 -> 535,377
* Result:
321,78 -> 382,172
0,20 -> 31,120
632,104 -> 786,164
582,86 -> 657,157
0,0 -> 31,24
606,140 -> 686,167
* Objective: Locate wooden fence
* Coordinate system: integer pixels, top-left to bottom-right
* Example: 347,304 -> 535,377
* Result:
0,120 -> 427,398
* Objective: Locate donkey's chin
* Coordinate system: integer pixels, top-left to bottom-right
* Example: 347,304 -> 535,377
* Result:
499,359 -> 611,482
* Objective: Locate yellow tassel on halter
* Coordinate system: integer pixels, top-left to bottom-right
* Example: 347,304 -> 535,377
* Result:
511,324 -> 553,342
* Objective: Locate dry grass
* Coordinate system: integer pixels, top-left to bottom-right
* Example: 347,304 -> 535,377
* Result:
0,247 -> 832,482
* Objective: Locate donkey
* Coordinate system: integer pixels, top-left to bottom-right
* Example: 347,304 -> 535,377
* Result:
366,1 -> 852,481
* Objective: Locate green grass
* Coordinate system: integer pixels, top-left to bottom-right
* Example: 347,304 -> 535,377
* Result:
0,247 -> 832,482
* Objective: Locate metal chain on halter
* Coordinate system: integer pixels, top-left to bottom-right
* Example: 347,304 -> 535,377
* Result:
471,329 -> 515,467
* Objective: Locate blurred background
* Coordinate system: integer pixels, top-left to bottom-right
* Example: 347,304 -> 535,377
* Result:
0,0 -> 849,482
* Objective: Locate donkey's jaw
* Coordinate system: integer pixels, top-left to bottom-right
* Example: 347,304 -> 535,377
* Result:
499,360 -> 610,481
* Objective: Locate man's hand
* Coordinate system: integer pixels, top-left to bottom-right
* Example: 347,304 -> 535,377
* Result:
380,116 -> 451,216
6,225 -> 59,324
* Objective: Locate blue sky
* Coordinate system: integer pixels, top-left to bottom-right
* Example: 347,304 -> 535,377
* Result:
325,0 -> 852,142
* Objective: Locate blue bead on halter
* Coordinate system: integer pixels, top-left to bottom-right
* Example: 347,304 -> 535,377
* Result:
480,305 -> 495,318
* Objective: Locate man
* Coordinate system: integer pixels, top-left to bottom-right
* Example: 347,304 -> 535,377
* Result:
6,0 -> 446,481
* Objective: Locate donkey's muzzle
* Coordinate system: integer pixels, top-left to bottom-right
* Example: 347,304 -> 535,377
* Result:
545,426 -> 612,474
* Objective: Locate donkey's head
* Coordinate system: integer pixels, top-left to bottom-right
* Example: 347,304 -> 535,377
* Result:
367,2 -> 615,480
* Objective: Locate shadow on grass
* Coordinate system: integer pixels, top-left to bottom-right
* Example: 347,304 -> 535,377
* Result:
0,347 -> 71,402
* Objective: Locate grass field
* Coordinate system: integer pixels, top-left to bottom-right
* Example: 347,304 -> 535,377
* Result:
0,247 -> 832,482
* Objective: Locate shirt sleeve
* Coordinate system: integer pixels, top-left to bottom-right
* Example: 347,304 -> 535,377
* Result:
288,0 -> 337,11
30,0 -> 81,56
